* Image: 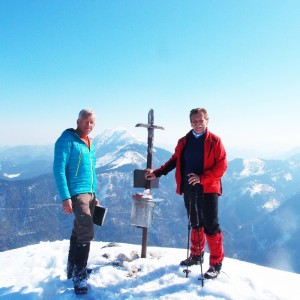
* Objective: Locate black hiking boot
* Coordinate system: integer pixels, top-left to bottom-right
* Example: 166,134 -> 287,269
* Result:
67,260 -> 74,280
180,252 -> 204,266
73,266 -> 89,295
67,236 -> 77,279
204,263 -> 222,279
72,242 -> 91,294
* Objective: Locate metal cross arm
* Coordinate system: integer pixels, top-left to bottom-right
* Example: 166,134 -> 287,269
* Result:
135,123 -> 165,130
134,109 -> 164,188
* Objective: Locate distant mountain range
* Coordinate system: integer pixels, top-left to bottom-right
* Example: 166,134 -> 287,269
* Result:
0,128 -> 300,274
0,144 -> 53,179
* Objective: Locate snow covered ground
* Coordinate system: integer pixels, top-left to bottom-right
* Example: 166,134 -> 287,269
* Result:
0,240 -> 299,299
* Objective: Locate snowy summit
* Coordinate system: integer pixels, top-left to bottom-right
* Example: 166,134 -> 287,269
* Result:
0,240 -> 299,299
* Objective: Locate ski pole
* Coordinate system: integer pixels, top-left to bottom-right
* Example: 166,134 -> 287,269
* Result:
183,190 -> 192,278
193,185 -> 204,287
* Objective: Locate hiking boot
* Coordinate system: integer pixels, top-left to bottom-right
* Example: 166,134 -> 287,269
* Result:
68,260 -> 92,280
73,267 -> 89,295
180,253 -> 204,266
204,263 -> 222,279
67,236 -> 77,279
67,260 -> 74,280
72,242 -> 91,294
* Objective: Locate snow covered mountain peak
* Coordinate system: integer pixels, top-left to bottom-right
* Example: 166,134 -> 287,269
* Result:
94,127 -> 143,148
93,128 -> 147,169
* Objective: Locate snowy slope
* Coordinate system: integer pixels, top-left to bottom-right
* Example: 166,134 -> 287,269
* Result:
0,240 -> 299,300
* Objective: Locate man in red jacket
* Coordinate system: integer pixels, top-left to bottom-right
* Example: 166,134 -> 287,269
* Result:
145,107 -> 227,279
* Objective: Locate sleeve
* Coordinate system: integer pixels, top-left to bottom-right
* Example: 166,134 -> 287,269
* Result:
154,155 -> 177,177
53,136 -> 72,201
153,138 -> 182,177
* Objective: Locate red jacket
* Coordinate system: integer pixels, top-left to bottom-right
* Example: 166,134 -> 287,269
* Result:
154,129 -> 227,195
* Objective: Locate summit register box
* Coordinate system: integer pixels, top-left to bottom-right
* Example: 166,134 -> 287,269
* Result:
131,196 -> 156,228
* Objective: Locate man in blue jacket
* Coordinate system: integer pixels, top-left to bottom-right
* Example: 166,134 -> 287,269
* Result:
53,108 -> 98,295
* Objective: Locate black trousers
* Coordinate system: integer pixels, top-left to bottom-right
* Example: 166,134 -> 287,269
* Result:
183,185 -> 221,235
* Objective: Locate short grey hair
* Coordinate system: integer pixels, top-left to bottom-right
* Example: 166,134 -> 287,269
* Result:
189,107 -> 209,122
78,108 -> 96,120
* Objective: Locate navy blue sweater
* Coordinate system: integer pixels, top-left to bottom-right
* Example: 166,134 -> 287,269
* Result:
182,132 -> 204,192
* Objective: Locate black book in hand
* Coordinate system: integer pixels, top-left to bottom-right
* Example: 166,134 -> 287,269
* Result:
93,205 -> 107,226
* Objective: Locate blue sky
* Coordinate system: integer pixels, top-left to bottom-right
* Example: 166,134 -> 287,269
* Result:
1,1 -> 299,157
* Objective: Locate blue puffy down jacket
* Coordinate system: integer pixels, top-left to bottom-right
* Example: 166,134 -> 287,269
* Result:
53,129 -> 97,201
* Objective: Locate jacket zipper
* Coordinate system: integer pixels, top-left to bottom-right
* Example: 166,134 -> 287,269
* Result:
75,150 -> 83,176
90,152 -> 94,193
